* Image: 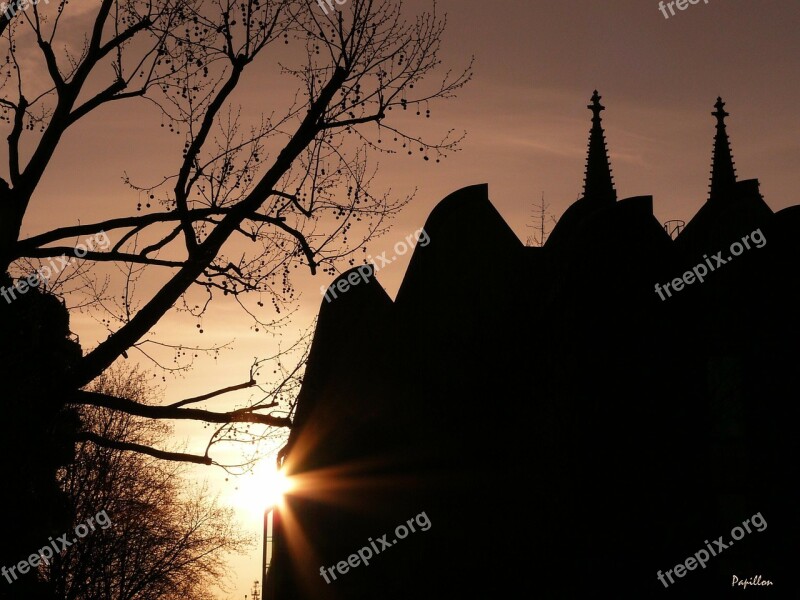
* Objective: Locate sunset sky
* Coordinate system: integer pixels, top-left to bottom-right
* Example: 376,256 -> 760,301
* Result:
9,0 -> 800,597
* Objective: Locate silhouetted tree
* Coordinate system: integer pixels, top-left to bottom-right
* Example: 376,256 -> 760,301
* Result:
525,192 -> 555,247
46,365 -> 253,600
0,0 -> 469,457
0,3 -> 468,593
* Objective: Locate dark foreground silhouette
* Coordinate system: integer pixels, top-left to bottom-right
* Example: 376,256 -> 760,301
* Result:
264,94 -> 798,599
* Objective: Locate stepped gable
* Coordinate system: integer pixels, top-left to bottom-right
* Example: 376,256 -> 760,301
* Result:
676,178 -> 773,258
545,191 -> 669,315
559,195 -> 670,276
547,194 -> 675,363
569,194 -> 667,254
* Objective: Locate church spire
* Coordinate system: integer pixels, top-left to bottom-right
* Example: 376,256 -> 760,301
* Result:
582,90 -> 617,204
708,97 -> 737,202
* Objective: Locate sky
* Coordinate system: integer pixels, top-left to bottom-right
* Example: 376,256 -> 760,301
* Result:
7,0 -> 800,597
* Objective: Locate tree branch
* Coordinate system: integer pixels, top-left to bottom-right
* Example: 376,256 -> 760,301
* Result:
77,431 -> 213,465
88,0 -> 114,54
141,225 -> 182,256
174,57 -> 248,253
166,379 -> 257,409
8,95 -> 28,185
23,247 -> 184,268
71,66 -> 349,387
70,391 -> 292,428
14,208 -> 224,255
66,79 -> 128,126
36,38 -> 65,91
96,15 -> 153,59
322,112 -> 385,129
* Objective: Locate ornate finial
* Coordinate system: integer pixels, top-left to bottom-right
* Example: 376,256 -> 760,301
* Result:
588,90 -> 605,122
712,97 -> 729,128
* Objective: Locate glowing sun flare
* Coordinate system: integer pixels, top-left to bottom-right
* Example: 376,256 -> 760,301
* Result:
231,466 -> 294,516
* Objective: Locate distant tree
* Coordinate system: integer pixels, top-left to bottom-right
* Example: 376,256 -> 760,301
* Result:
526,192 -> 556,247
45,366 -> 253,600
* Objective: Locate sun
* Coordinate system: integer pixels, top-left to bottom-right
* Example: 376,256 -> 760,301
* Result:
229,462 -> 294,520
263,467 -> 294,508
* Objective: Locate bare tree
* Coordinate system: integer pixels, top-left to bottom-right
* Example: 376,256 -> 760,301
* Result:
526,192 -> 555,247
47,365 -> 253,600
0,0 -> 471,463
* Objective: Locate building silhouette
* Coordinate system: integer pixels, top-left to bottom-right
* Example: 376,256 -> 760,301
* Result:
264,93 -> 799,598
